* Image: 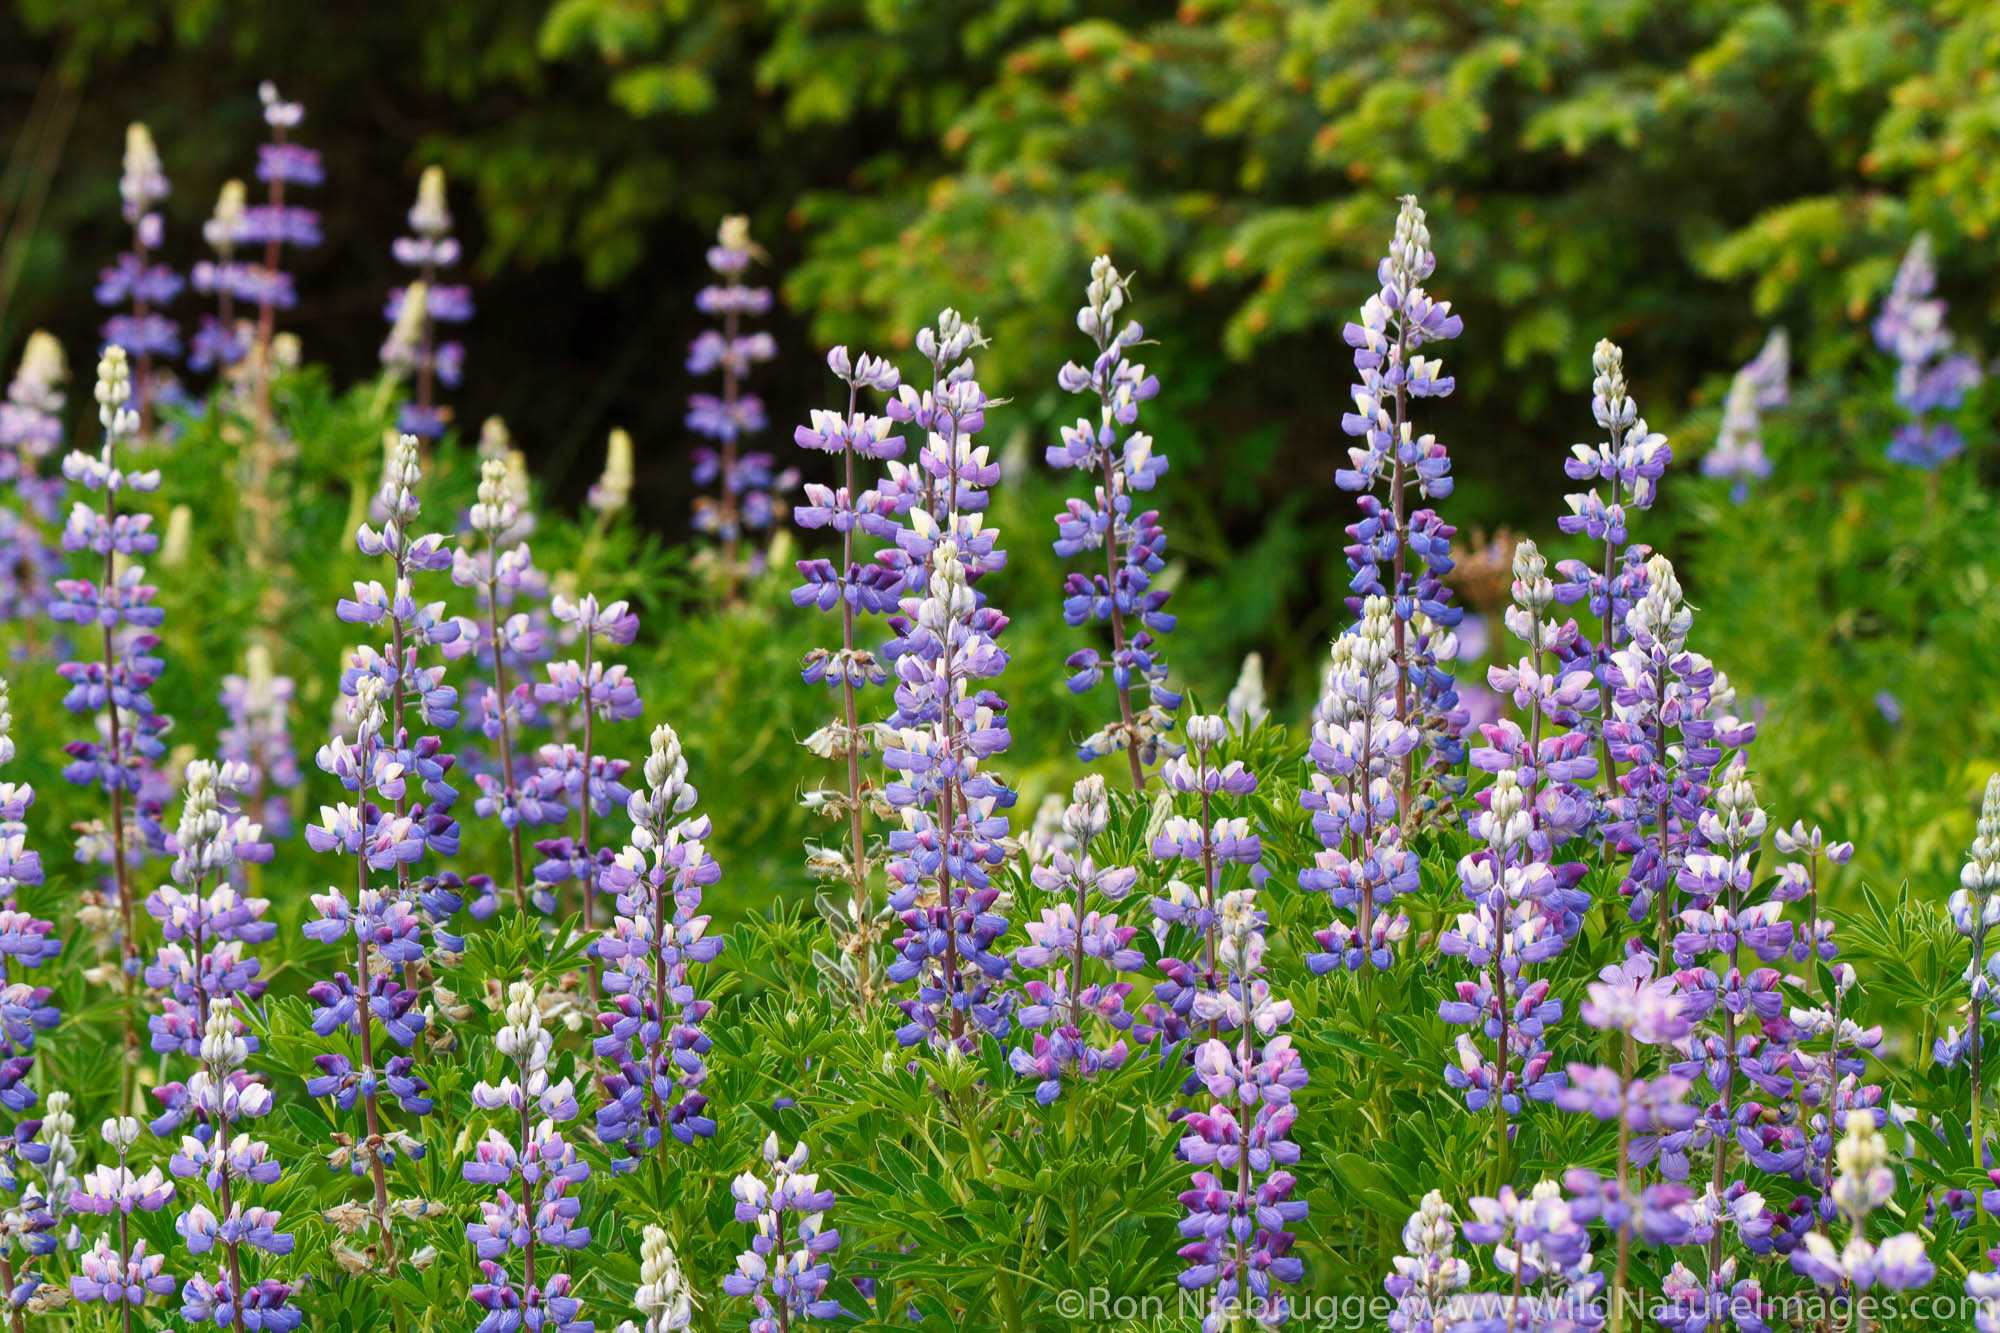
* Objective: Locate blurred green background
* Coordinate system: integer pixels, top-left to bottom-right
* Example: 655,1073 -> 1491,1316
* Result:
4,0 -> 1999,916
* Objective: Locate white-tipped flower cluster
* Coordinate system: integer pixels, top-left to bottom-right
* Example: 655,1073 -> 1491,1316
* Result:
469,456 -> 519,540
590,427 -> 635,514
1626,554 -> 1691,653
94,346 -> 138,445
627,1224 -> 694,1331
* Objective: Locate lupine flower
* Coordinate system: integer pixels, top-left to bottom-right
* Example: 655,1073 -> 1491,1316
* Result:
0,332 -> 66,623
1946,776 -> 2000,1149
189,179 -> 253,373
449,454 -> 552,911
878,310 -> 1018,1053
1873,233 -> 1982,468
302,673 -> 433,1255
1657,758 -> 1809,1272
594,722 -> 723,1166
589,427 -> 635,515
1457,1178 -> 1604,1333
217,643 -> 300,838
1336,195 -> 1468,816
50,345 -> 168,1092
0,681 -> 57,1320
97,123 -> 182,437
1176,883 -> 1307,1331
689,215 -> 792,594
1384,1191 -> 1470,1333
722,1135 -> 842,1331
789,344 -> 903,998
1437,769 -> 1581,1130
383,166 -> 472,441
1787,1116 -> 1932,1292
465,979 -> 592,1332
242,82 -> 323,432
1600,555 -> 1753,950
1701,330 -> 1787,502
1224,653 -> 1267,734
1300,599 -> 1418,972
530,592 -> 640,972
1009,776 -> 1142,1103
333,431 -> 464,943
146,762 -> 296,1330
617,1224 -> 693,1332
1047,255 -> 1181,786
1550,339 -> 1676,823
68,1116 -> 174,1314
1145,714 -> 1259,1058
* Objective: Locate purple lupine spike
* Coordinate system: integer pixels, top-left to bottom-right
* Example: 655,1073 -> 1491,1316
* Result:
0,681 -> 60,1317
1337,195 -> 1468,822
1300,597 -> 1418,974
446,453 -> 554,913
1874,234 -> 1982,469
1175,883 -> 1307,1331
530,592 -> 640,988
49,345 -> 170,1105
335,431 -> 465,947
383,166 -> 473,441
302,432 -> 462,1265
217,644 -> 300,839
1787,1116 -> 1934,1294
689,215 -> 793,598
143,761 -> 296,1331
790,344 -> 903,997
1439,540 -> 1597,1153
0,333 -> 67,624
594,722 -> 722,1166
877,308 -> 1017,1054
302,667 -> 433,1260
722,1135 -> 843,1330
1551,338 -> 1672,806
190,180 -> 252,374
1048,256 -> 1181,788
1383,1191 -> 1469,1333
1701,329 -> 1787,503
242,82 -> 322,432
1141,714 -> 1259,1061
1009,775 -> 1142,1103
67,1116 -> 174,1316
1455,1180 -> 1602,1332
97,124 -> 182,440
1597,555 -> 1755,954
464,979 -> 592,1332
1436,768 -> 1579,1136
1550,949 -> 1700,1321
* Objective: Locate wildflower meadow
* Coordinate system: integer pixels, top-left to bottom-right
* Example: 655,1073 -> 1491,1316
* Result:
4,7 -> 2000,1333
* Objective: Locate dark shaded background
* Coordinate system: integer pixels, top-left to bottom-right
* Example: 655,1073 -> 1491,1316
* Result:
5,0 -> 1997,705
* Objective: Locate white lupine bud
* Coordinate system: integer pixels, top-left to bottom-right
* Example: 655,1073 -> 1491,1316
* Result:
1185,713 -> 1226,751
410,165 -> 450,237
1963,775 -> 2000,897
205,179 -> 246,251
634,1225 -> 693,1329
200,1004 -> 248,1070
471,457 -> 517,537
592,427 -> 634,513
384,281 -> 428,369
1226,652 -> 1268,732
95,346 -> 137,440
1062,775 -> 1110,845
98,1116 -> 142,1153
